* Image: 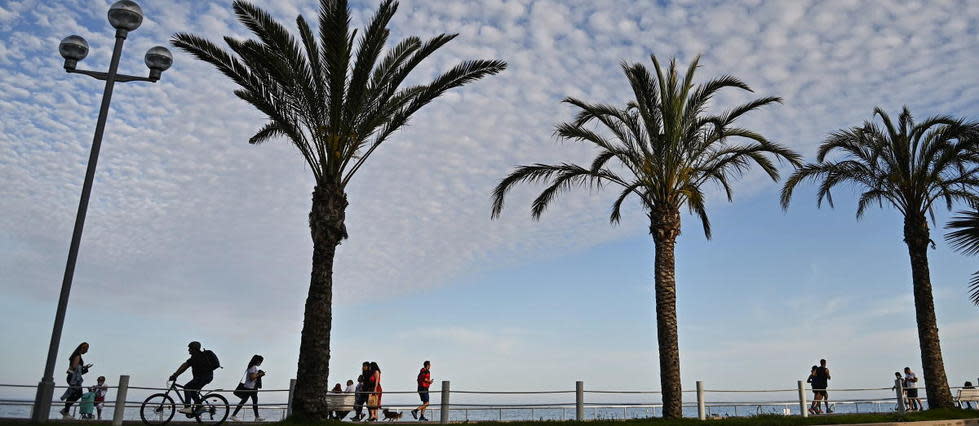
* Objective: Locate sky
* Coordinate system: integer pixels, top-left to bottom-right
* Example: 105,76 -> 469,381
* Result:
1,0 -> 979,407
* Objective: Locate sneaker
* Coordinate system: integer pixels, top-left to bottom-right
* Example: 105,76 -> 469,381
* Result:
230,416 -> 240,422
256,417 -> 266,422
419,417 -> 429,422
411,409 -> 419,420
178,407 -> 195,415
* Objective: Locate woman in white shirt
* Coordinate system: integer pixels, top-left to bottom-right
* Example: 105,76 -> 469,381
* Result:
231,355 -> 265,422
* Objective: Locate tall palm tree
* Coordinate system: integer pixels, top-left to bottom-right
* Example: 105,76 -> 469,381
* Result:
781,107 -> 979,409
171,0 -> 505,419
944,210 -> 979,306
491,55 -> 800,418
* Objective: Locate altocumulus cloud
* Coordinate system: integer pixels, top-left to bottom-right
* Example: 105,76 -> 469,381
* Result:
2,0 -> 978,334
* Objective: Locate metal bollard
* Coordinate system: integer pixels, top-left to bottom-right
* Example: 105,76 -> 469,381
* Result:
696,381 -> 705,420
112,375 -> 129,426
440,380 -> 450,424
798,380 -> 808,418
286,379 -> 296,418
575,381 -> 584,421
895,378 -> 906,414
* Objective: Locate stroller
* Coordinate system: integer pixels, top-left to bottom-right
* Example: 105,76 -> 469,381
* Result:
78,391 -> 97,419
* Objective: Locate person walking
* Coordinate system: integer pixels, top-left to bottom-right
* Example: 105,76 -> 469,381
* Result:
89,376 -> 108,420
892,372 -> 908,410
814,359 -> 832,414
412,361 -> 433,421
807,366 -> 821,414
59,342 -> 92,419
904,367 -> 922,411
367,362 -> 383,422
169,341 -> 221,415
231,355 -> 265,422
353,374 -> 367,421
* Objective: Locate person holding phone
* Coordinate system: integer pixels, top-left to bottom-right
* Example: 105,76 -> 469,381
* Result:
231,355 -> 265,422
59,342 -> 93,419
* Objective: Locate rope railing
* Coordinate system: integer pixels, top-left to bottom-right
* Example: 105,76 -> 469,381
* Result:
3,378 -> 973,424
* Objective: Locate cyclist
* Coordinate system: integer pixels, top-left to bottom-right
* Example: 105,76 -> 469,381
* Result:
169,341 -> 220,414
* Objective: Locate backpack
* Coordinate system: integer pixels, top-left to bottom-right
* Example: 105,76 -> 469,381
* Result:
203,350 -> 221,371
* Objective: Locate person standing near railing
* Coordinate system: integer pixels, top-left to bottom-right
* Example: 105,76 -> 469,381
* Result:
367,362 -> 383,422
89,375 -> 108,420
904,367 -> 922,411
59,342 -> 92,419
815,359 -> 832,413
169,341 -> 221,415
412,361 -> 433,421
230,354 -> 265,422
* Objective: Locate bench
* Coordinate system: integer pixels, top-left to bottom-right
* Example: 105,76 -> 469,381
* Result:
955,388 -> 979,408
326,392 -> 356,411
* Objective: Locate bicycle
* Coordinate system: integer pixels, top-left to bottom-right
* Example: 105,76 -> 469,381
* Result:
140,380 -> 229,425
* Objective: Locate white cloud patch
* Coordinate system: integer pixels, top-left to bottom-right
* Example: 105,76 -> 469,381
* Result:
1,0 -> 978,385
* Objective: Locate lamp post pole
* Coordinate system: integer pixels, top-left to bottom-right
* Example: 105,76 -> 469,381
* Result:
31,1 -> 172,422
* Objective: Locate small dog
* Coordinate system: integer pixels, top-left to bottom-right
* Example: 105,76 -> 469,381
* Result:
382,409 -> 403,421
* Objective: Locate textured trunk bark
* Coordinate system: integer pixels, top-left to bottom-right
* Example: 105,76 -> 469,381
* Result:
650,208 -> 682,419
292,182 -> 348,419
903,215 -> 954,409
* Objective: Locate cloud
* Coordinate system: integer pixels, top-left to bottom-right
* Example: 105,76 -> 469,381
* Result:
1,0 -> 978,364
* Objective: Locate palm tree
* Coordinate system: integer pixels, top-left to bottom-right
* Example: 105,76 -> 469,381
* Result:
944,210 -> 979,306
171,0 -> 505,419
491,55 -> 800,418
781,107 -> 979,409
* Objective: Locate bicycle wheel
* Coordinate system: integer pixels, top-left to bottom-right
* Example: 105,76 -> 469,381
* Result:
195,393 -> 229,425
141,393 -> 176,425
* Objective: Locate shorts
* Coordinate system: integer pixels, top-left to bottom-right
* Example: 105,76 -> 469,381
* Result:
418,389 -> 430,403
814,390 -> 828,398
906,388 -> 918,398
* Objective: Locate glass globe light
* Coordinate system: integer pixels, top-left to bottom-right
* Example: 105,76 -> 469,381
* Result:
108,0 -> 143,32
144,46 -> 173,80
59,35 -> 89,70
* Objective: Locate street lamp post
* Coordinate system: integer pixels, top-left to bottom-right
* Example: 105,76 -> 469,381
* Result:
31,1 -> 172,422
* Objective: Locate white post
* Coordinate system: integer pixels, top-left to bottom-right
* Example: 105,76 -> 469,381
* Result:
798,380 -> 808,418
895,378 -> 906,414
112,375 -> 129,426
440,380 -> 450,424
575,381 -> 584,421
286,379 -> 296,418
696,381 -> 705,420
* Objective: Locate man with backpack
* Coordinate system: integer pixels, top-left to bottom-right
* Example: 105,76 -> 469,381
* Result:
169,341 -> 220,414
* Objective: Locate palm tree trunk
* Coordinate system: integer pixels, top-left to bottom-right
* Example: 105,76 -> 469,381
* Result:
903,215 -> 954,409
650,209 -> 682,419
292,182 -> 348,419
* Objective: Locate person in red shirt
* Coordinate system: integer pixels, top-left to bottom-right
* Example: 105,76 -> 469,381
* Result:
411,361 -> 433,421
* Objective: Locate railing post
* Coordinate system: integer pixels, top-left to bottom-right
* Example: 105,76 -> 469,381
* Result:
696,381 -> 705,420
440,380 -> 450,424
895,378 -> 906,414
286,379 -> 296,418
575,381 -> 584,421
798,380 -> 808,418
111,375 -> 129,426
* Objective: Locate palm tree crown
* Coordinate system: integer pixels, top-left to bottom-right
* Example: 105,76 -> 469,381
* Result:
945,210 -> 979,305
492,56 -> 800,236
781,107 -> 979,219
173,0 -> 506,189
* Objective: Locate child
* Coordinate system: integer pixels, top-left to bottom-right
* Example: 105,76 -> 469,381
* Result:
90,376 -> 109,420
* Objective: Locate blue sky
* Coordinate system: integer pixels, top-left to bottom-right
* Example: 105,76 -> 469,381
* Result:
1,0 -> 978,405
